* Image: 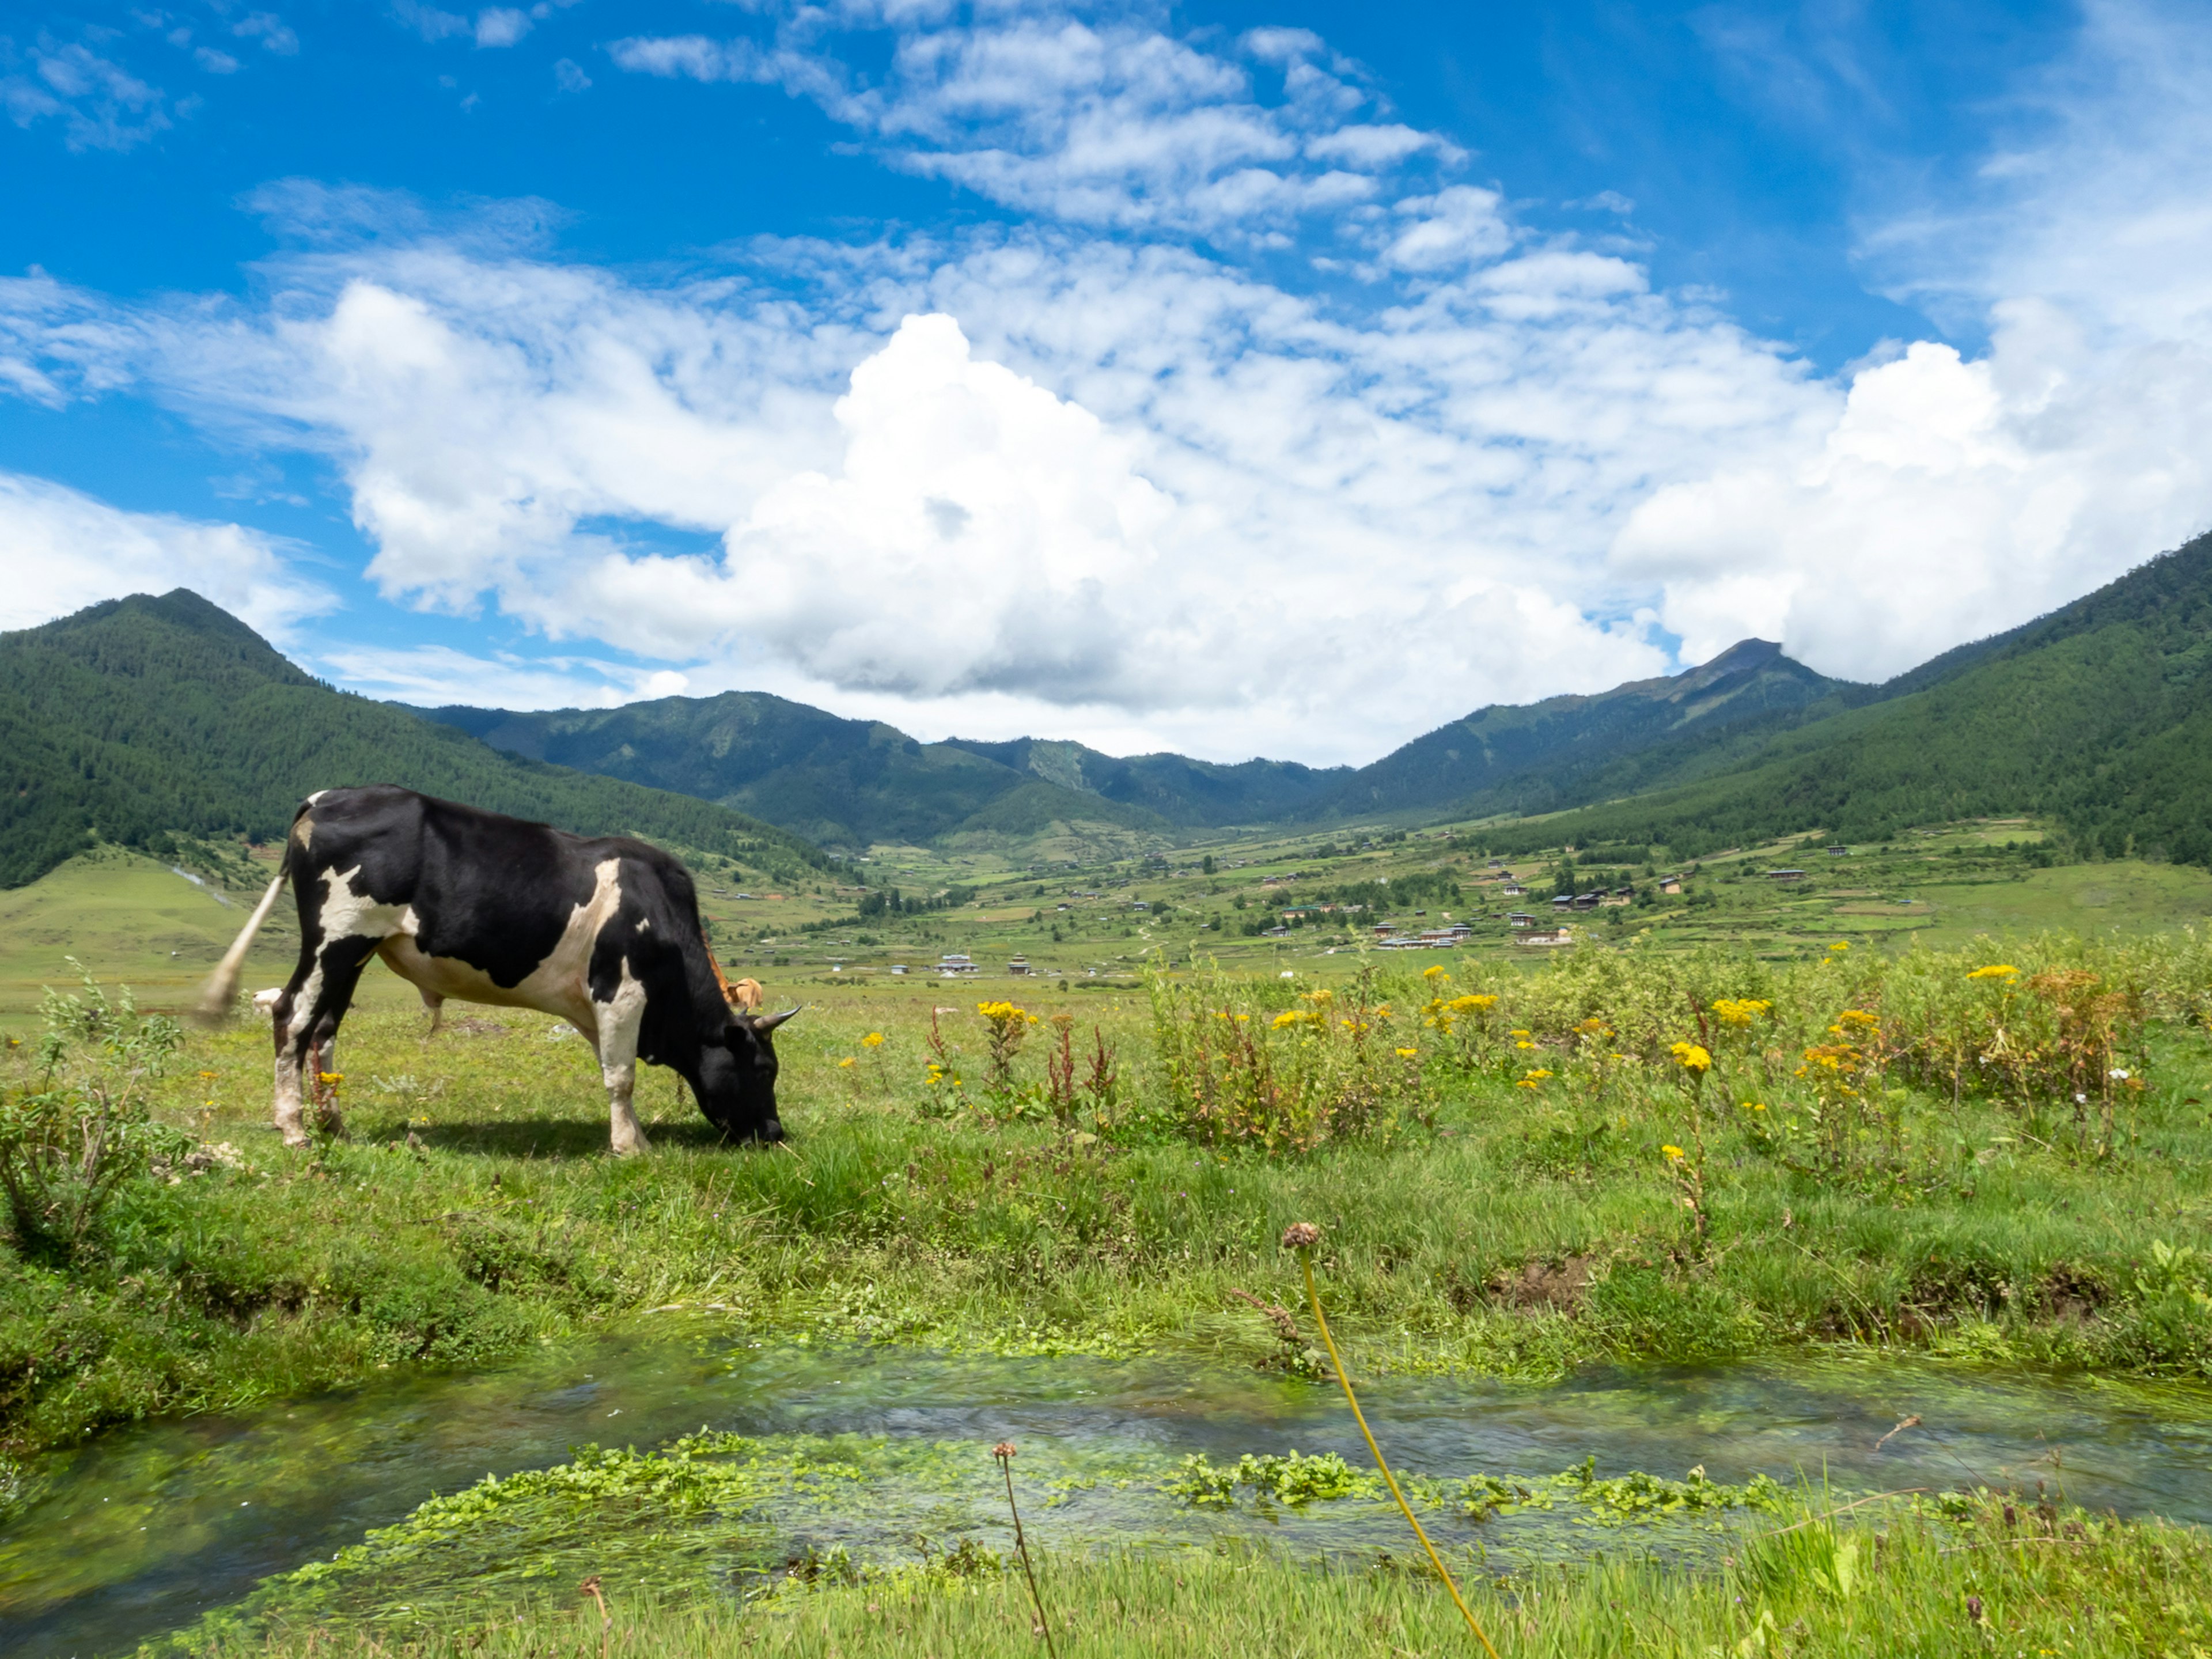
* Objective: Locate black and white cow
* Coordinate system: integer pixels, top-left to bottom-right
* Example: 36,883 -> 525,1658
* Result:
200,786 -> 795,1153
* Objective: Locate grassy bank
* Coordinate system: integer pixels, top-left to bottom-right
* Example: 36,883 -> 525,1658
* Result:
7,930 -> 2212,1469
180,1490 -> 2212,1659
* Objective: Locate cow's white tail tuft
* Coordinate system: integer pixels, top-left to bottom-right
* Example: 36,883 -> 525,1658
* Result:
198,873 -> 289,1023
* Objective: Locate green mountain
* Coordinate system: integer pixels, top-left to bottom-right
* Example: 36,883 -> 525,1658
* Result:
426,644 -> 1861,848
0,592 -> 830,891
1309,638 -> 1859,822
428,695 -> 1349,847
1480,530 -> 2212,866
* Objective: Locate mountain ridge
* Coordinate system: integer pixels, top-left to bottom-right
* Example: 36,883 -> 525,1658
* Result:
0,592 -> 830,891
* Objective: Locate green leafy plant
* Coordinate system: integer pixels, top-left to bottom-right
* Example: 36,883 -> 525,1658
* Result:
0,964 -> 186,1262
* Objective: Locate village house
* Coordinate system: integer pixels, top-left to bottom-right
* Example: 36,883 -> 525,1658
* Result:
936,953 -> 980,977
1599,887 -> 1633,906
1766,869 -> 1806,882
1658,874 -> 1684,895
1507,911 -> 1536,929
1828,845 -> 1849,856
1501,881 -> 1529,897
1516,926 -> 1576,948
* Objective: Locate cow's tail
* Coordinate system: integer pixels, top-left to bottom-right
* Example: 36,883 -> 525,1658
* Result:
198,851 -> 292,1024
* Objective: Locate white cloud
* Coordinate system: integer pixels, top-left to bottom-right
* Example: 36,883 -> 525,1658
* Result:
232,13 -> 300,56
195,47 -> 240,75
611,10 -> 1455,241
391,2 -> 471,46
313,642 -> 690,709
474,8 -> 531,48
4,1 -> 2212,767
1615,0 -> 2212,680
0,470 -> 331,638
553,56 -> 590,93
3,37 -> 171,151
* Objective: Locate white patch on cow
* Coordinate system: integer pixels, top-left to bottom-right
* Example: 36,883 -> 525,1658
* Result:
373,858 -> 655,1153
375,861 -> 620,1032
594,959 -> 652,1156
252,987 -> 282,1017
271,865 -> 412,1147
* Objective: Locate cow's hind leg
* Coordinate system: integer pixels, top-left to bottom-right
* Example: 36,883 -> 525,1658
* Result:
272,936 -> 378,1147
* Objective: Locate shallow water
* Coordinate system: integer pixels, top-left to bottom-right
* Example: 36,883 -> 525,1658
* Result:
6,1325 -> 2210,1657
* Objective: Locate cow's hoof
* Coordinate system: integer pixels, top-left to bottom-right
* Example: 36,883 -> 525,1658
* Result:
759,1117 -> 785,1143
609,1137 -> 651,1157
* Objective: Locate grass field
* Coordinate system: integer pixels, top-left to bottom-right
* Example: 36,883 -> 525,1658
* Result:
182,1505 -> 2212,1659
11,816 -> 2212,1021
9,823 -> 2212,1653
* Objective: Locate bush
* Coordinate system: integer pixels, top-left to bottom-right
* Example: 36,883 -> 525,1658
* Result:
0,967 -> 187,1263
1140,963 -> 1429,1152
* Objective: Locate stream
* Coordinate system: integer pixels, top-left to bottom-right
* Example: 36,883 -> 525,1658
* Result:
6,1325 -> 2210,1657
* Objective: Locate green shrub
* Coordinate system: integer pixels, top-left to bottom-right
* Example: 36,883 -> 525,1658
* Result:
0,966 -> 187,1263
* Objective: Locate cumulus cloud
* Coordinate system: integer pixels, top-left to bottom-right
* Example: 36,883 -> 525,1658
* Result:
0,470 -> 331,638
1616,0 -> 2212,679
3,0 -> 2211,764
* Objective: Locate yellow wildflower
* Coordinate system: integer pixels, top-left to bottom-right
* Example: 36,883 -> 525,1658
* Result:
1669,1041 -> 1711,1073
1828,940 -> 1850,952
1448,993 -> 1498,1013
862,1031 -> 885,1048
1710,998 -> 1771,1028
1968,964 -> 2019,980
1395,1047 -> 1418,1059
838,1057 -> 855,1069
1661,1144 -> 1685,1161
1422,965 -> 1449,980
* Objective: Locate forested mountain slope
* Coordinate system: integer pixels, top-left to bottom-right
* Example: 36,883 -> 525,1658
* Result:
430,643 -> 1846,845
1313,638 -> 1860,821
430,694 -> 1348,846
1482,531 -> 2212,865
0,593 -> 828,891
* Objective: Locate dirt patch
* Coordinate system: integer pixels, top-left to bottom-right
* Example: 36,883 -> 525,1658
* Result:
1486,1252 -> 1595,1314
2040,1263 -> 2109,1325
446,1017 -> 510,1037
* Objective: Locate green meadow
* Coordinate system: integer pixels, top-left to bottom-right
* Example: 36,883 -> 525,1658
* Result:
6,819 -> 2212,1654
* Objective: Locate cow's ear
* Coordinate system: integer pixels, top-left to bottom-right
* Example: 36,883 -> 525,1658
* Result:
748,1006 -> 801,1035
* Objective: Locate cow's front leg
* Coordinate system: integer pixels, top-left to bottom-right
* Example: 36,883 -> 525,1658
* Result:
273,938 -> 374,1147
592,972 -> 650,1156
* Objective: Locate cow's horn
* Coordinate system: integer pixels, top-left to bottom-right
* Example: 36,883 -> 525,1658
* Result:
751,1006 -> 802,1032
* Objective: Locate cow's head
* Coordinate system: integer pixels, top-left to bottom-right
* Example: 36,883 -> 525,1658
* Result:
695,1007 -> 798,1142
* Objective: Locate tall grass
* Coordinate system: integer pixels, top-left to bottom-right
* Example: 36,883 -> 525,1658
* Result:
6,932 -> 2212,1458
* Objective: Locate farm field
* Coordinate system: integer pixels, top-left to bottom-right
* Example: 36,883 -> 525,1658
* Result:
10,815 -> 2212,1021
5,850 -> 2212,1653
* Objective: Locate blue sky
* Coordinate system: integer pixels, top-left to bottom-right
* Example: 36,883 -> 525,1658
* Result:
3,0 -> 2208,763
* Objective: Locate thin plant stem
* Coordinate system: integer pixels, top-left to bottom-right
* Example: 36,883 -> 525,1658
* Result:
1298,1254 -> 1503,1659
994,1445 -> 1060,1659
